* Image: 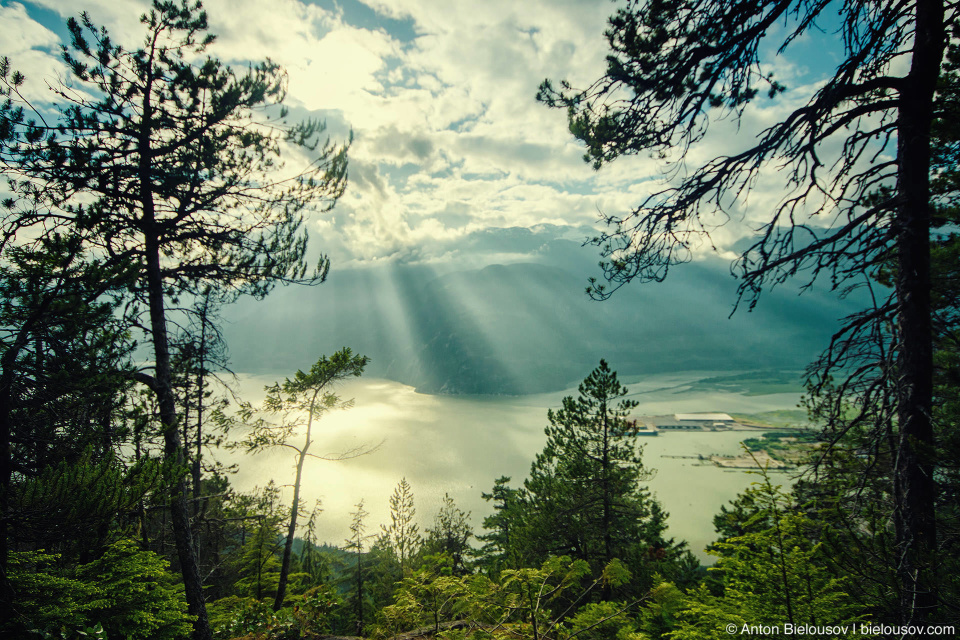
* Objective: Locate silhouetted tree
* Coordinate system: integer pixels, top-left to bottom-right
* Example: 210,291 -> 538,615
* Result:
0,1 -> 348,635
517,361 -> 670,596
539,0 -> 951,623
345,500 -> 373,634
424,493 -> 473,576
0,231 -> 133,612
240,348 -> 369,611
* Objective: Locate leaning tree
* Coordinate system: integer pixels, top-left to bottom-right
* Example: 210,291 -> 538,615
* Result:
239,347 -> 370,612
539,0 -> 953,626
0,1 -> 349,637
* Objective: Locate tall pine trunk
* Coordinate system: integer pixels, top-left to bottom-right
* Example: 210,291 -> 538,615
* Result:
894,0 -> 944,625
145,235 -> 213,640
139,41 -> 212,638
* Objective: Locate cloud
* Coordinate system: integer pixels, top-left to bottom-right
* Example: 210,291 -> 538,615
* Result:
0,2 -> 68,102
3,0 -> 868,269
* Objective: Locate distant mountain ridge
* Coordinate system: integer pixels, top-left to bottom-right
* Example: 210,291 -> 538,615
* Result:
224,242 -> 866,395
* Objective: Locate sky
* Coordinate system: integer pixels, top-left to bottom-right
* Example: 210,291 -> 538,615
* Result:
0,0 -> 847,272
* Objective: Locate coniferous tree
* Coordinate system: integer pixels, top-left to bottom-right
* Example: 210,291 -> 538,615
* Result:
381,477 -> 421,575
539,0 -> 952,623
229,482 -> 285,602
519,360 -> 669,585
239,348 -> 369,611
795,46 -> 960,626
671,474 -> 867,640
345,500 -> 372,635
1,2 -> 349,635
0,231 -> 133,611
170,287 -> 230,523
477,476 -> 523,574
423,493 -> 473,576
298,500 -> 327,585
5,538 -> 193,640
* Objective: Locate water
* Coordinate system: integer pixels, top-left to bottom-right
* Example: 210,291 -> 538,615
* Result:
221,373 -> 804,562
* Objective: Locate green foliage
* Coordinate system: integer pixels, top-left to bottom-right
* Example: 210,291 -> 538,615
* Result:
264,350 -> 369,413
512,361 -> 680,593
477,476 -> 523,575
6,550 -> 99,634
635,579 -> 685,640
208,588 -> 346,640
235,349 -> 370,611
1,0 -> 349,299
364,538 -> 403,618
343,499 -> 375,634
709,486 -> 766,555
378,564 -> 474,635
563,600 -> 639,640
0,232 -> 134,463
380,477 -> 422,574
794,56 -> 960,624
541,0 -> 949,623
76,539 -> 193,640
293,584 -> 345,634
241,348 -> 370,455
297,503 -> 329,584
26,622 -> 107,640
208,591 -> 346,640
498,556 -> 592,640
6,540 -> 192,640
208,597 -> 282,640
3,2 -> 353,634
670,477 -> 867,640
424,494 -> 473,576
11,452 -> 161,558
0,229 -> 136,604
226,482 -> 286,601
376,556 -> 627,640
207,596 -> 256,637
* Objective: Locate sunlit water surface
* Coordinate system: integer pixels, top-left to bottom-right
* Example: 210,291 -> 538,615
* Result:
220,372 -> 804,562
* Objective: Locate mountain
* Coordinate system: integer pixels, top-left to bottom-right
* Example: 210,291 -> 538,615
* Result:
222,240 -> 865,395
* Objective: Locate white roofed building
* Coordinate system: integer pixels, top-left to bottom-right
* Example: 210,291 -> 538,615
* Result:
674,413 -> 734,422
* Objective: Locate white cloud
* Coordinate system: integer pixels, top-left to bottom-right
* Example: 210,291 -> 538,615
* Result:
0,2 -> 67,102
1,2 -> 57,51
27,0 -> 149,39
3,0 -> 884,268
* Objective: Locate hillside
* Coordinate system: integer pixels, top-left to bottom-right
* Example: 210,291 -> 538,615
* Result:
224,239 -> 863,394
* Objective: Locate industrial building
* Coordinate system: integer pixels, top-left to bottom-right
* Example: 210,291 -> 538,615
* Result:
635,413 -> 741,433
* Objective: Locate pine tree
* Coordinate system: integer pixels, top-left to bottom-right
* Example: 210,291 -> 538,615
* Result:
520,360 -> 666,580
1,3 -> 349,634
423,493 -> 473,576
0,231 -> 133,609
381,477 -> 421,575
477,476 -> 523,574
539,0 -> 952,622
239,348 -> 369,611
671,474 -> 867,640
345,500 -> 372,635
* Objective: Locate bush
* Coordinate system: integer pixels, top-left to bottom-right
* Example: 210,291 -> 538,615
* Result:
6,540 -> 193,640
563,601 -> 639,640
